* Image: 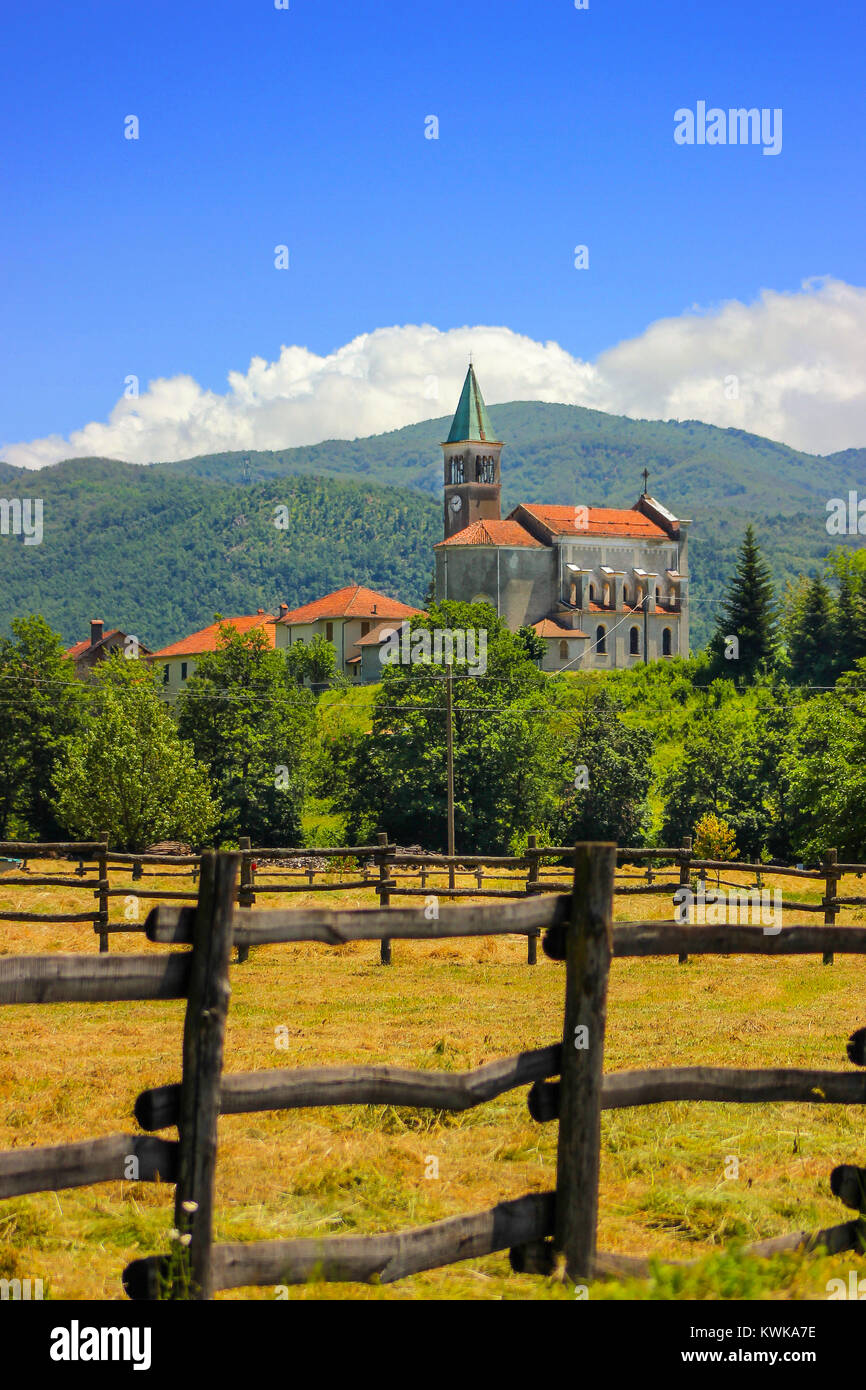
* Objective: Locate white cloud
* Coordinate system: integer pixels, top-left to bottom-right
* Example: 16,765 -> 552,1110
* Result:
4,278 -> 866,469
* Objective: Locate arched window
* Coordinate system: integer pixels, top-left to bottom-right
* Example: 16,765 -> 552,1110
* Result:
451,455 -> 464,484
662,627 -> 672,656
595,625 -> 606,655
589,584 -> 596,602
629,626 -> 640,655
569,580 -> 577,605
559,639 -> 569,661
603,582 -> 610,607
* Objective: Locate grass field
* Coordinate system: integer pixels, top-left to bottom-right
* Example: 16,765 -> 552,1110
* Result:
2,859 -> 866,1301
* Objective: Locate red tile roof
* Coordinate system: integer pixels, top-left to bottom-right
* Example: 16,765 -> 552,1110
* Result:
65,629 -> 124,659
435,519 -> 543,548
151,613 -> 277,659
517,504 -> 670,539
354,620 -> 414,648
533,618 -> 589,639
277,585 -> 423,625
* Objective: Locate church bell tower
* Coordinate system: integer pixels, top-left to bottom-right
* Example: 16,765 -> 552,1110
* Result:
442,364 -> 503,539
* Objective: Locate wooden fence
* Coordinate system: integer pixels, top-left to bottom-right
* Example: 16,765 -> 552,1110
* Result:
1,835 -> 862,967
4,846 -> 865,1298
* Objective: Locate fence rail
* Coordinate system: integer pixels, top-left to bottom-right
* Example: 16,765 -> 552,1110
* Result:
3,845 -> 866,1299
2,835 -> 862,964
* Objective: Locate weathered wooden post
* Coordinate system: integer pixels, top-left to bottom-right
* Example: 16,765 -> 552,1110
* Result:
377,832 -> 392,965
677,834 -> 692,964
97,830 -> 109,954
526,833 -> 540,964
171,850 -> 239,1299
475,865 -> 484,893
823,848 -> 839,967
237,836 -> 254,964
554,842 -> 616,1284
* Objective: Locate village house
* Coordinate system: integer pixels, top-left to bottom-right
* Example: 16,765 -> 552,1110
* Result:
149,610 -> 277,699
65,619 -> 152,677
273,585 -> 425,682
434,365 -> 690,671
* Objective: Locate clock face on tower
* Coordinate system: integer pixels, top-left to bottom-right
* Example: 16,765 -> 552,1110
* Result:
449,495 -> 462,512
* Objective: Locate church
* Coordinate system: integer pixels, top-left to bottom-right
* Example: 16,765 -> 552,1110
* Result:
433,366 -> 690,671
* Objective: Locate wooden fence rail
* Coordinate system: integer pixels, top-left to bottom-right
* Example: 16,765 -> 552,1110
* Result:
1,838 -> 861,970
126,845 -> 866,1295
3,844 -> 866,1299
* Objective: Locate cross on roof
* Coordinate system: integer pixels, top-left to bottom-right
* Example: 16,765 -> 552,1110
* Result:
641,467 -> 649,494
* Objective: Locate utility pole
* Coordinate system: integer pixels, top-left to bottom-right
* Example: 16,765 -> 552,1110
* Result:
643,588 -> 649,666
446,661 -> 455,890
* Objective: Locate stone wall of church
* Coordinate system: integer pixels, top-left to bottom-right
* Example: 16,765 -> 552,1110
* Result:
434,545 -> 554,627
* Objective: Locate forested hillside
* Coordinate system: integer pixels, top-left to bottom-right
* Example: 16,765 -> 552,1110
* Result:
0,468 -> 439,650
0,401 -> 861,649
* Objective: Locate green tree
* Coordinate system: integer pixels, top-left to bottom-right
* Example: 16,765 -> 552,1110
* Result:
785,574 -> 836,687
52,655 -> 217,850
517,625 -> 545,664
547,688 -> 654,845
328,602 -> 558,852
661,679 -> 796,860
829,551 -> 866,677
176,622 -> 315,844
0,615 -> 85,839
783,686 -> 866,860
285,633 -> 345,688
706,524 -> 778,683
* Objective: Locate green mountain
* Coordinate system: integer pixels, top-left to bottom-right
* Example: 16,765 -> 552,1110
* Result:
0,401 -> 862,651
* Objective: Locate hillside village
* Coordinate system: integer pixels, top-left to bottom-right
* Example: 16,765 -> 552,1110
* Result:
64,368 -> 691,688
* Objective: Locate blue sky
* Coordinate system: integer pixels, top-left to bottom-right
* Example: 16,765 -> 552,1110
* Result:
2,0 -> 864,454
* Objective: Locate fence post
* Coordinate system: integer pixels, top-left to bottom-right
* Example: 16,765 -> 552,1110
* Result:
823,848 -> 838,967
97,830 -> 109,954
171,849 -> 239,1300
554,842 -> 616,1284
236,836 -> 253,965
377,832 -> 392,965
677,835 -> 692,965
526,833 -> 540,964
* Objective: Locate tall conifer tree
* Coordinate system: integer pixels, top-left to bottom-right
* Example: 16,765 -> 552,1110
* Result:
708,524 -> 778,682
787,575 -> 836,686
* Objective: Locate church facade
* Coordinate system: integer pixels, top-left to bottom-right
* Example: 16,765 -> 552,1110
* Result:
433,366 -> 690,671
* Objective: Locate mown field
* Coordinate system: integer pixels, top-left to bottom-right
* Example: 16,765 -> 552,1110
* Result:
2,860 -> 866,1301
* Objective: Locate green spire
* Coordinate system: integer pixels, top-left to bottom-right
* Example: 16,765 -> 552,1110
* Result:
446,364 -> 498,443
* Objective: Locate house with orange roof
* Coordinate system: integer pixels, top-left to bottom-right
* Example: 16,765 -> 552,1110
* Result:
434,366 -> 690,672
65,619 -> 153,678
149,610 -> 278,698
274,584 -> 425,682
